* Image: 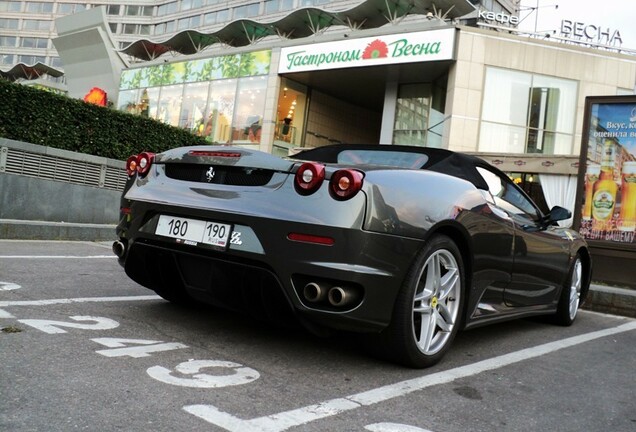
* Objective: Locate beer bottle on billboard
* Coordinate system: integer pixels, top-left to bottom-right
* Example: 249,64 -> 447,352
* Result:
591,140 -> 618,229
582,164 -> 600,220
618,161 -> 636,232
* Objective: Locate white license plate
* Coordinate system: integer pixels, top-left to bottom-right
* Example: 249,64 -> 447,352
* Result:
155,215 -> 231,248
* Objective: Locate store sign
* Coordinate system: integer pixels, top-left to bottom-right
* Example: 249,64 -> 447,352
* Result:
478,10 -> 519,26
576,96 -> 636,246
279,28 -> 455,73
561,20 -> 623,46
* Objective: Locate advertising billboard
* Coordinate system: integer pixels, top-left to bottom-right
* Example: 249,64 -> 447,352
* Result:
576,95 -> 636,248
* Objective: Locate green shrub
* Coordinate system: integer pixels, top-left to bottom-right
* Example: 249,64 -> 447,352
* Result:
0,79 -> 208,160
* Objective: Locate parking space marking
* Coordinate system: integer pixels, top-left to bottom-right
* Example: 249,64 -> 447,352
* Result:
0,295 -> 160,307
185,320 -> 636,432
0,309 -> 15,318
0,255 -> 115,259
365,423 -> 433,432
0,281 -> 21,290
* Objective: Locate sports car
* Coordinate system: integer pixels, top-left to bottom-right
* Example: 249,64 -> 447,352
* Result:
114,144 -> 591,368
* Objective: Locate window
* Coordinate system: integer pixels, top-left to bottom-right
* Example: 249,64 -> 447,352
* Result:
155,22 -> 166,35
108,22 -> 118,33
232,76 -> 267,143
0,1 -> 22,12
126,5 -> 140,15
20,37 -> 48,49
477,167 -> 540,219
480,67 -> 577,155
18,55 -> 46,64
157,2 -> 177,16
0,36 -> 17,47
58,3 -> 85,14
0,18 -> 19,29
0,53 -> 15,65
133,5 -> 153,16
180,82 -> 210,132
122,24 -> 137,34
233,3 -> 259,19
51,57 -> 63,68
23,19 -> 50,31
26,2 -> 53,13
106,5 -> 120,15
204,10 -> 229,25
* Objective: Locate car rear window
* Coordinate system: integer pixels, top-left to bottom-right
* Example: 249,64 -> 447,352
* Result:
337,150 -> 429,169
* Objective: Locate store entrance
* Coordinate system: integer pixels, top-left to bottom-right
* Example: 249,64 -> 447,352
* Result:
279,60 -> 452,150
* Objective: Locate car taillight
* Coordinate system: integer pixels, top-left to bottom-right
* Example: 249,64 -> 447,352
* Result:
126,155 -> 138,177
330,169 -> 363,200
136,152 -> 155,178
294,162 -> 325,195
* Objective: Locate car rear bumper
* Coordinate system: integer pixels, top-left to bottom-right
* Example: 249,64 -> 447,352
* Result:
119,200 -> 425,333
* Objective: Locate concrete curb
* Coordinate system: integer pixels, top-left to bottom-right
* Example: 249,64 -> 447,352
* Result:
583,283 -> 636,318
0,219 -> 117,242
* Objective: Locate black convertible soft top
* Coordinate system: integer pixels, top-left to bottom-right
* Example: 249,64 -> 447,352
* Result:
291,144 -> 490,191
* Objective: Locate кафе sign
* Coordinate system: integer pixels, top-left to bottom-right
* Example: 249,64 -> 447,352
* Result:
279,28 -> 456,73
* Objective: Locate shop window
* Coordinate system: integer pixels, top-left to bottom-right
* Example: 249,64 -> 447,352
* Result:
231,76 -> 267,144
156,84 -> 184,126
180,82 -> 210,133
206,79 -> 237,143
119,89 -> 141,112
480,67 -> 577,155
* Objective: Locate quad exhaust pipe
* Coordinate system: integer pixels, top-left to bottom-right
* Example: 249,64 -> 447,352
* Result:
302,282 -> 360,308
303,282 -> 328,303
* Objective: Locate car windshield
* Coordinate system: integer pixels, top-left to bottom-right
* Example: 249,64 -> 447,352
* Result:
337,150 -> 429,169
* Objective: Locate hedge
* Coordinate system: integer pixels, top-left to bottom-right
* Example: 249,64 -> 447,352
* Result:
0,79 -> 208,161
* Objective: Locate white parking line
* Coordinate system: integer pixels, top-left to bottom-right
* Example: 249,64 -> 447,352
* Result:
0,295 -> 160,307
0,255 -> 116,259
185,320 -> 636,432
0,309 -> 15,318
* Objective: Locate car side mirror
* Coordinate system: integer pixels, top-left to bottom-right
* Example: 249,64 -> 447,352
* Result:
546,206 -> 572,224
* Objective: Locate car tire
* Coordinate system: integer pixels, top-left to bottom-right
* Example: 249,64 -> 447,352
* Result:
380,234 -> 465,368
553,255 -> 583,326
